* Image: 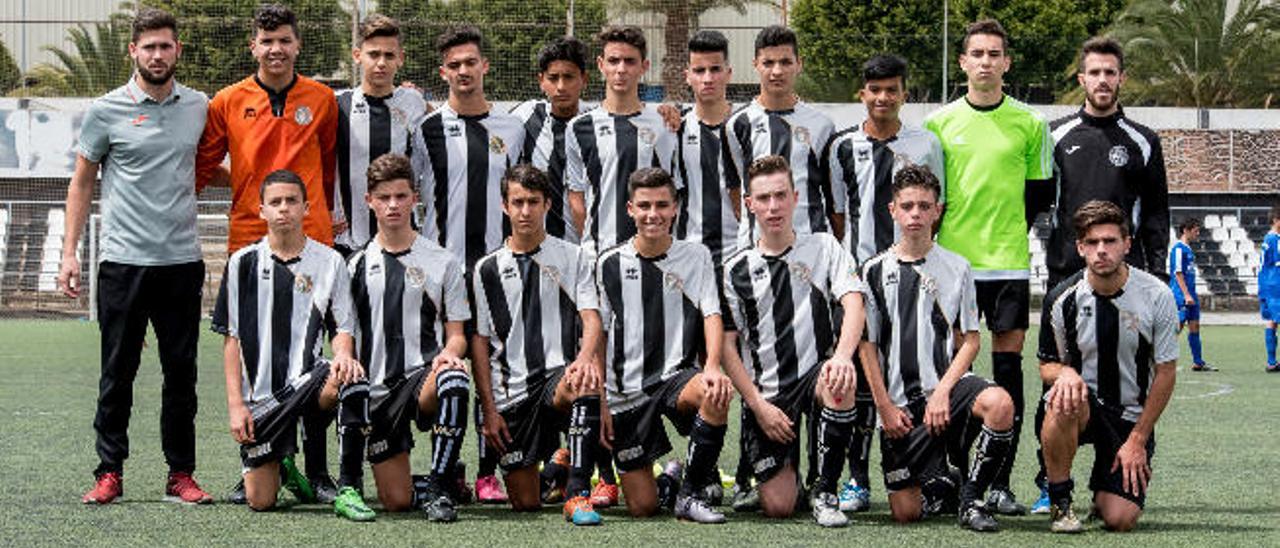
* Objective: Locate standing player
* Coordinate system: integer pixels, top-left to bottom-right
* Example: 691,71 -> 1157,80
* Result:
1047,37 -> 1169,289
566,26 -> 678,256
60,8 -> 213,505
1262,206 -> 1280,372
332,14 -> 429,257
347,154 -> 472,522
726,25 -> 836,248
471,165 -> 608,525
510,37 -> 594,243
213,170 -> 368,515
826,54 -> 945,512
417,25 -> 524,503
721,156 -> 866,528
1039,200 -> 1178,533
1169,218 -> 1214,371
857,165 -> 1017,532
596,168 -> 732,524
924,19 -> 1054,513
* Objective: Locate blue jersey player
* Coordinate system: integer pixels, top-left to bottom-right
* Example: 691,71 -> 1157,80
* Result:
1169,218 -> 1215,371
1259,205 -> 1280,372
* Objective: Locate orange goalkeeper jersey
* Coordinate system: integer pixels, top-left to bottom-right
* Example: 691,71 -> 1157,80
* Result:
197,74 -> 337,253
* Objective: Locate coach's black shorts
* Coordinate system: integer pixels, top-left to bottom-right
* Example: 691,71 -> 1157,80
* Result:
367,367 -> 431,464
497,368 -> 569,473
879,375 -> 994,492
742,365 -> 822,484
1078,395 -> 1157,509
975,279 -> 1030,331
610,368 -> 700,473
240,362 -> 332,469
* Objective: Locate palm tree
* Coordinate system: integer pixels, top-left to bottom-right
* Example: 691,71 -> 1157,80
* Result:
21,13 -> 133,97
0,38 -> 21,94
1104,0 -> 1280,108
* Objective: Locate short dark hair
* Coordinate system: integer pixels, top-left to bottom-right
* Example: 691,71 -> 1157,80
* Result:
688,30 -> 729,57
1176,217 -> 1201,235
1073,200 -> 1130,239
358,14 -> 401,47
597,25 -> 647,59
890,165 -> 941,201
754,25 -> 798,57
745,155 -> 793,193
501,164 -> 553,201
254,4 -> 298,38
132,8 -> 177,42
260,169 -> 307,202
366,154 -> 414,193
863,54 -> 907,86
1078,36 -> 1125,72
962,19 -> 1008,51
436,25 -> 484,58
537,37 -> 589,74
627,167 -> 676,200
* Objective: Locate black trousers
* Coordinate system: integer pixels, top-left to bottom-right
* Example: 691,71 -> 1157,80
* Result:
93,261 -> 204,476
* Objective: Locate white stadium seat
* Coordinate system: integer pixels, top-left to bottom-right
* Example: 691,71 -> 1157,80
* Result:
1203,215 -> 1221,229
1221,215 -> 1239,229
1210,228 -> 1229,241
1219,240 -> 1237,253
1228,253 -> 1247,268
1230,227 -> 1249,242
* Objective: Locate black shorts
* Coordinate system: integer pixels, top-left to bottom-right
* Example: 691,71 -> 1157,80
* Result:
367,367 -> 431,464
497,369 -> 568,473
975,279 -> 1030,332
610,368 -> 700,473
1077,396 -> 1157,509
742,366 -> 821,484
879,375 -> 994,492
240,362 -> 331,468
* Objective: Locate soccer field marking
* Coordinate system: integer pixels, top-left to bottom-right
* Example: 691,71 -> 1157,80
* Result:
1173,379 -> 1235,400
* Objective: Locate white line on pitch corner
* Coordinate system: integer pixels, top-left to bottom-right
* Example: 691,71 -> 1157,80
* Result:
1174,379 -> 1235,399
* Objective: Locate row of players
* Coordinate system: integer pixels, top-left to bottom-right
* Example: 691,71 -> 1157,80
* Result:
60,4 -> 1177,536
219,154 -> 1176,534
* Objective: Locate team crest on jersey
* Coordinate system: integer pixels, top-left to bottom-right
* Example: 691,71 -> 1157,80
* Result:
243,107 -> 257,119
542,264 -> 562,285
489,135 -> 507,155
1108,145 -> 1129,167
664,271 -> 685,293
391,107 -> 407,128
447,123 -> 463,138
1120,309 -> 1139,332
793,127 -> 811,145
1081,304 -> 1093,318
405,266 -> 426,288
789,261 -> 812,284
638,127 -> 656,146
920,273 -> 938,297
295,106 -> 313,126
295,274 -> 314,294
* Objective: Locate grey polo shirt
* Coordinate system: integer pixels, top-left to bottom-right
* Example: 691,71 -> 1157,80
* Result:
77,77 -> 208,265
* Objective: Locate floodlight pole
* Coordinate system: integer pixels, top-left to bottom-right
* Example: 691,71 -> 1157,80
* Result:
942,0 -> 948,102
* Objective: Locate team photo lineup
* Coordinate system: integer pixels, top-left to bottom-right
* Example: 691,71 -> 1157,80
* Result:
63,1 -> 1278,536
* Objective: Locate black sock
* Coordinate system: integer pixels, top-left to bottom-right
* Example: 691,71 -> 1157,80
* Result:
337,381 -> 370,490
1047,478 -> 1074,507
475,399 -> 499,477
1033,382 -> 1049,488
734,406 -> 753,488
680,414 -> 727,497
596,453 -> 617,485
960,425 -> 1015,506
430,370 -> 470,481
302,409 -> 333,479
846,397 -> 875,488
815,406 -> 856,496
566,396 -> 601,496
991,351 -> 1024,489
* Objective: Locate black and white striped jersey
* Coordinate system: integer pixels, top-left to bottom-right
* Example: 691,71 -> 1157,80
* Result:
596,239 -> 720,412
473,236 -> 600,411
726,99 -> 836,246
349,235 -> 471,400
674,110 -> 742,265
418,104 -> 525,269
860,245 -> 980,408
565,105 -> 677,255
212,238 -> 354,404
333,87 -> 429,250
1039,268 -> 1179,422
509,99 -> 596,243
723,232 -> 862,400
828,124 -> 946,264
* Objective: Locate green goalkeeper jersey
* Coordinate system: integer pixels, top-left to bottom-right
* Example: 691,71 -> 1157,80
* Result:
924,96 -> 1052,280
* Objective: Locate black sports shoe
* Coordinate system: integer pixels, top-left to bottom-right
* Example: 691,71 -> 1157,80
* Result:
986,488 -> 1027,516
419,479 -> 458,523
959,503 -> 999,532
1191,363 -> 1219,372
226,479 -> 246,505
310,475 -> 339,504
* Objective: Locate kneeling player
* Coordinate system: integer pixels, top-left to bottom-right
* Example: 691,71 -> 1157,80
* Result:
471,165 -> 608,525
1040,200 -> 1178,533
596,167 -> 733,523
215,170 -> 370,515
346,154 -> 472,522
857,166 -> 1016,532
721,156 -> 866,527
